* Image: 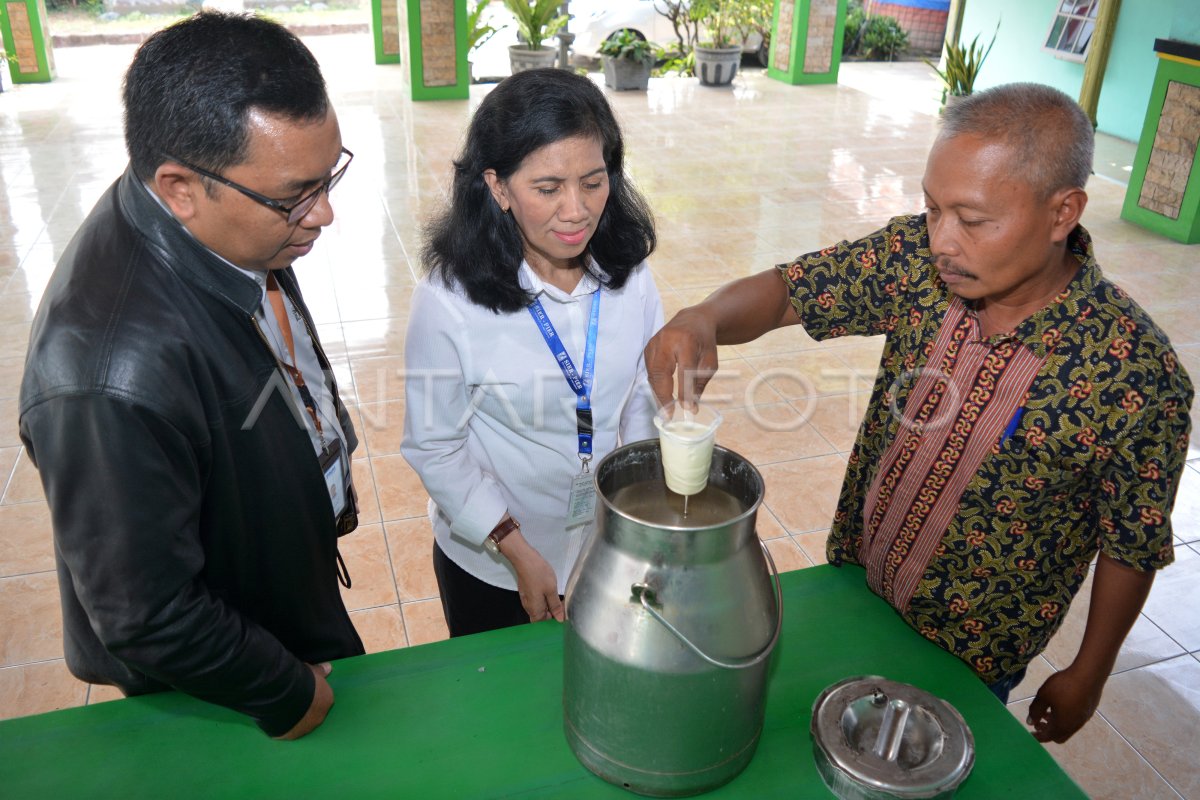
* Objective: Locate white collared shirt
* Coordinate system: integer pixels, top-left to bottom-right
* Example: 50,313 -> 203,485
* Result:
401,260 -> 664,592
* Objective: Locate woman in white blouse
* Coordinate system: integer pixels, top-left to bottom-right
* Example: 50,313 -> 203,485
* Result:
401,69 -> 663,637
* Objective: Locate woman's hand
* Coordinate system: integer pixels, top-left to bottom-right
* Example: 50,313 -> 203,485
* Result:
497,530 -> 564,623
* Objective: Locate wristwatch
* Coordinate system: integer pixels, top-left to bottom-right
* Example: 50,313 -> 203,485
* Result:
484,516 -> 520,555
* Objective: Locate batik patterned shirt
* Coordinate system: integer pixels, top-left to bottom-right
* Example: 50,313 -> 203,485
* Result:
776,214 -> 1193,683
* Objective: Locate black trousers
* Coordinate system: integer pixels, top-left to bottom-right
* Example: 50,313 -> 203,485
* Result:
432,541 -> 534,637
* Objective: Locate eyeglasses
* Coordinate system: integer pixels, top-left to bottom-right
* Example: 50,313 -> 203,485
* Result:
163,147 -> 354,225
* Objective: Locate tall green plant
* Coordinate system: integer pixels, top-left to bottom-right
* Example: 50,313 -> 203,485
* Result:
926,25 -> 998,101
731,0 -> 772,50
655,0 -> 767,66
468,0 -> 505,53
503,0 -> 568,50
691,0 -> 738,49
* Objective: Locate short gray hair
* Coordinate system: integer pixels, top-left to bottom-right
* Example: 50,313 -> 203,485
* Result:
938,82 -> 1094,197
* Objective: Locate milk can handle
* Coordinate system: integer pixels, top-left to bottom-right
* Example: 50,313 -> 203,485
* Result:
631,541 -> 783,671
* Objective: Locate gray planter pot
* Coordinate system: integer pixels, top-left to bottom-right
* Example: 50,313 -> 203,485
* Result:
509,45 -> 558,74
694,45 -> 741,87
602,55 -> 651,91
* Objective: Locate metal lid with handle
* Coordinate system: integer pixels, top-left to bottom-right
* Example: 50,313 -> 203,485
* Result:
810,676 -> 975,799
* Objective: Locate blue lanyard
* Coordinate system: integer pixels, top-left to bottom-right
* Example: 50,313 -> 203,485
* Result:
528,289 -> 601,460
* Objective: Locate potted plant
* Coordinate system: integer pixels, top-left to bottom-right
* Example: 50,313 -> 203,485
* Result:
691,0 -> 745,87
503,0 -> 568,74
926,25 -> 998,110
599,28 -> 655,91
467,0 -> 506,83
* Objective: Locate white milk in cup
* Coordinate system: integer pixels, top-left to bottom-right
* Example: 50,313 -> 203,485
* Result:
654,401 -> 722,497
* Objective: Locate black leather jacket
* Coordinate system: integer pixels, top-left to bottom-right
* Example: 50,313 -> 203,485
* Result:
19,169 -> 365,736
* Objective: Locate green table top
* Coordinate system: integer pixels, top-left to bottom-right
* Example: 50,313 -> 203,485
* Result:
0,564 -> 1084,798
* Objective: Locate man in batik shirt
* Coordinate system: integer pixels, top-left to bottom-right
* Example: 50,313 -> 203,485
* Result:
643,82 -> 1193,744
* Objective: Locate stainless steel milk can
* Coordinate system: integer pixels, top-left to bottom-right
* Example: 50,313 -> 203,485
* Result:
563,441 -> 782,797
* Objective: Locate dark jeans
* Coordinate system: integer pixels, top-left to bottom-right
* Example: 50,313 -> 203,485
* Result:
986,666 -> 1029,704
432,542 -> 538,637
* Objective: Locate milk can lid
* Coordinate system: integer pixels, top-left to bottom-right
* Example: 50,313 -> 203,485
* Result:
810,676 -> 975,799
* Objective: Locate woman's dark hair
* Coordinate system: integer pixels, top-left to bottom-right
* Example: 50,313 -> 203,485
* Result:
123,11 -> 328,182
423,68 -> 656,313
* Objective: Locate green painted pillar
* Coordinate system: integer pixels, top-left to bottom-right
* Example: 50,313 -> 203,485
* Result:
405,0 -> 469,101
372,0 -> 402,65
1121,39 -> 1200,244
0,0 -> 55,84
767,0 -> 846,86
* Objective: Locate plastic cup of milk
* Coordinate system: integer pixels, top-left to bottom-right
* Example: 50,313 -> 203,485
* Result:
654,401 -> 722,497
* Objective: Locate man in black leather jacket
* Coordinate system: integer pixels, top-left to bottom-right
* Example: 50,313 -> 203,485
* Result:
18,13 -> 365,739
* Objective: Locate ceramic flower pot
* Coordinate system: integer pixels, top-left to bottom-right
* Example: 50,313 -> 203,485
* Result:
602,55 -> 652,91
508,44 -> 558,73
695,45 -> 741,87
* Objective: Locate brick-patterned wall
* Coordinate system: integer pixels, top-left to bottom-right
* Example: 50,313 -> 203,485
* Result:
379,0 -> 401,58
865,1 -> 948,53
419,0 -> 457,88
5,2 -> 42,74
774,1 -> 794,72
803,0 -> 838,74
1137,81 -> 1200,221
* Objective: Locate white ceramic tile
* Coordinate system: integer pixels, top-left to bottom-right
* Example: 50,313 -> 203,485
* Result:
1097,656 -> 1200,800
1169,464 -> 1199,544
1141,546 -> 1200,652
1007,697 -> 1185,800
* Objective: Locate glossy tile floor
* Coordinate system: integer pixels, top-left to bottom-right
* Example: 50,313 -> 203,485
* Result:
2,35 -> 1198,799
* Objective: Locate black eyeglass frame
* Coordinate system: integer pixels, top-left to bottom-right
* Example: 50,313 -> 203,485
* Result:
162,147 -> 354,225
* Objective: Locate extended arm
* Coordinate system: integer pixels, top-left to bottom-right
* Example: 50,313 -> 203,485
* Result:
643,268 -> 797,406
1027,553 -> 1155,743
1030,349 -> 1195,742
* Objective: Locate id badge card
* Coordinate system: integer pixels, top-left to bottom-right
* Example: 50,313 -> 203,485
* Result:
566,470 -> 597,528
320,438 -> 348,517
